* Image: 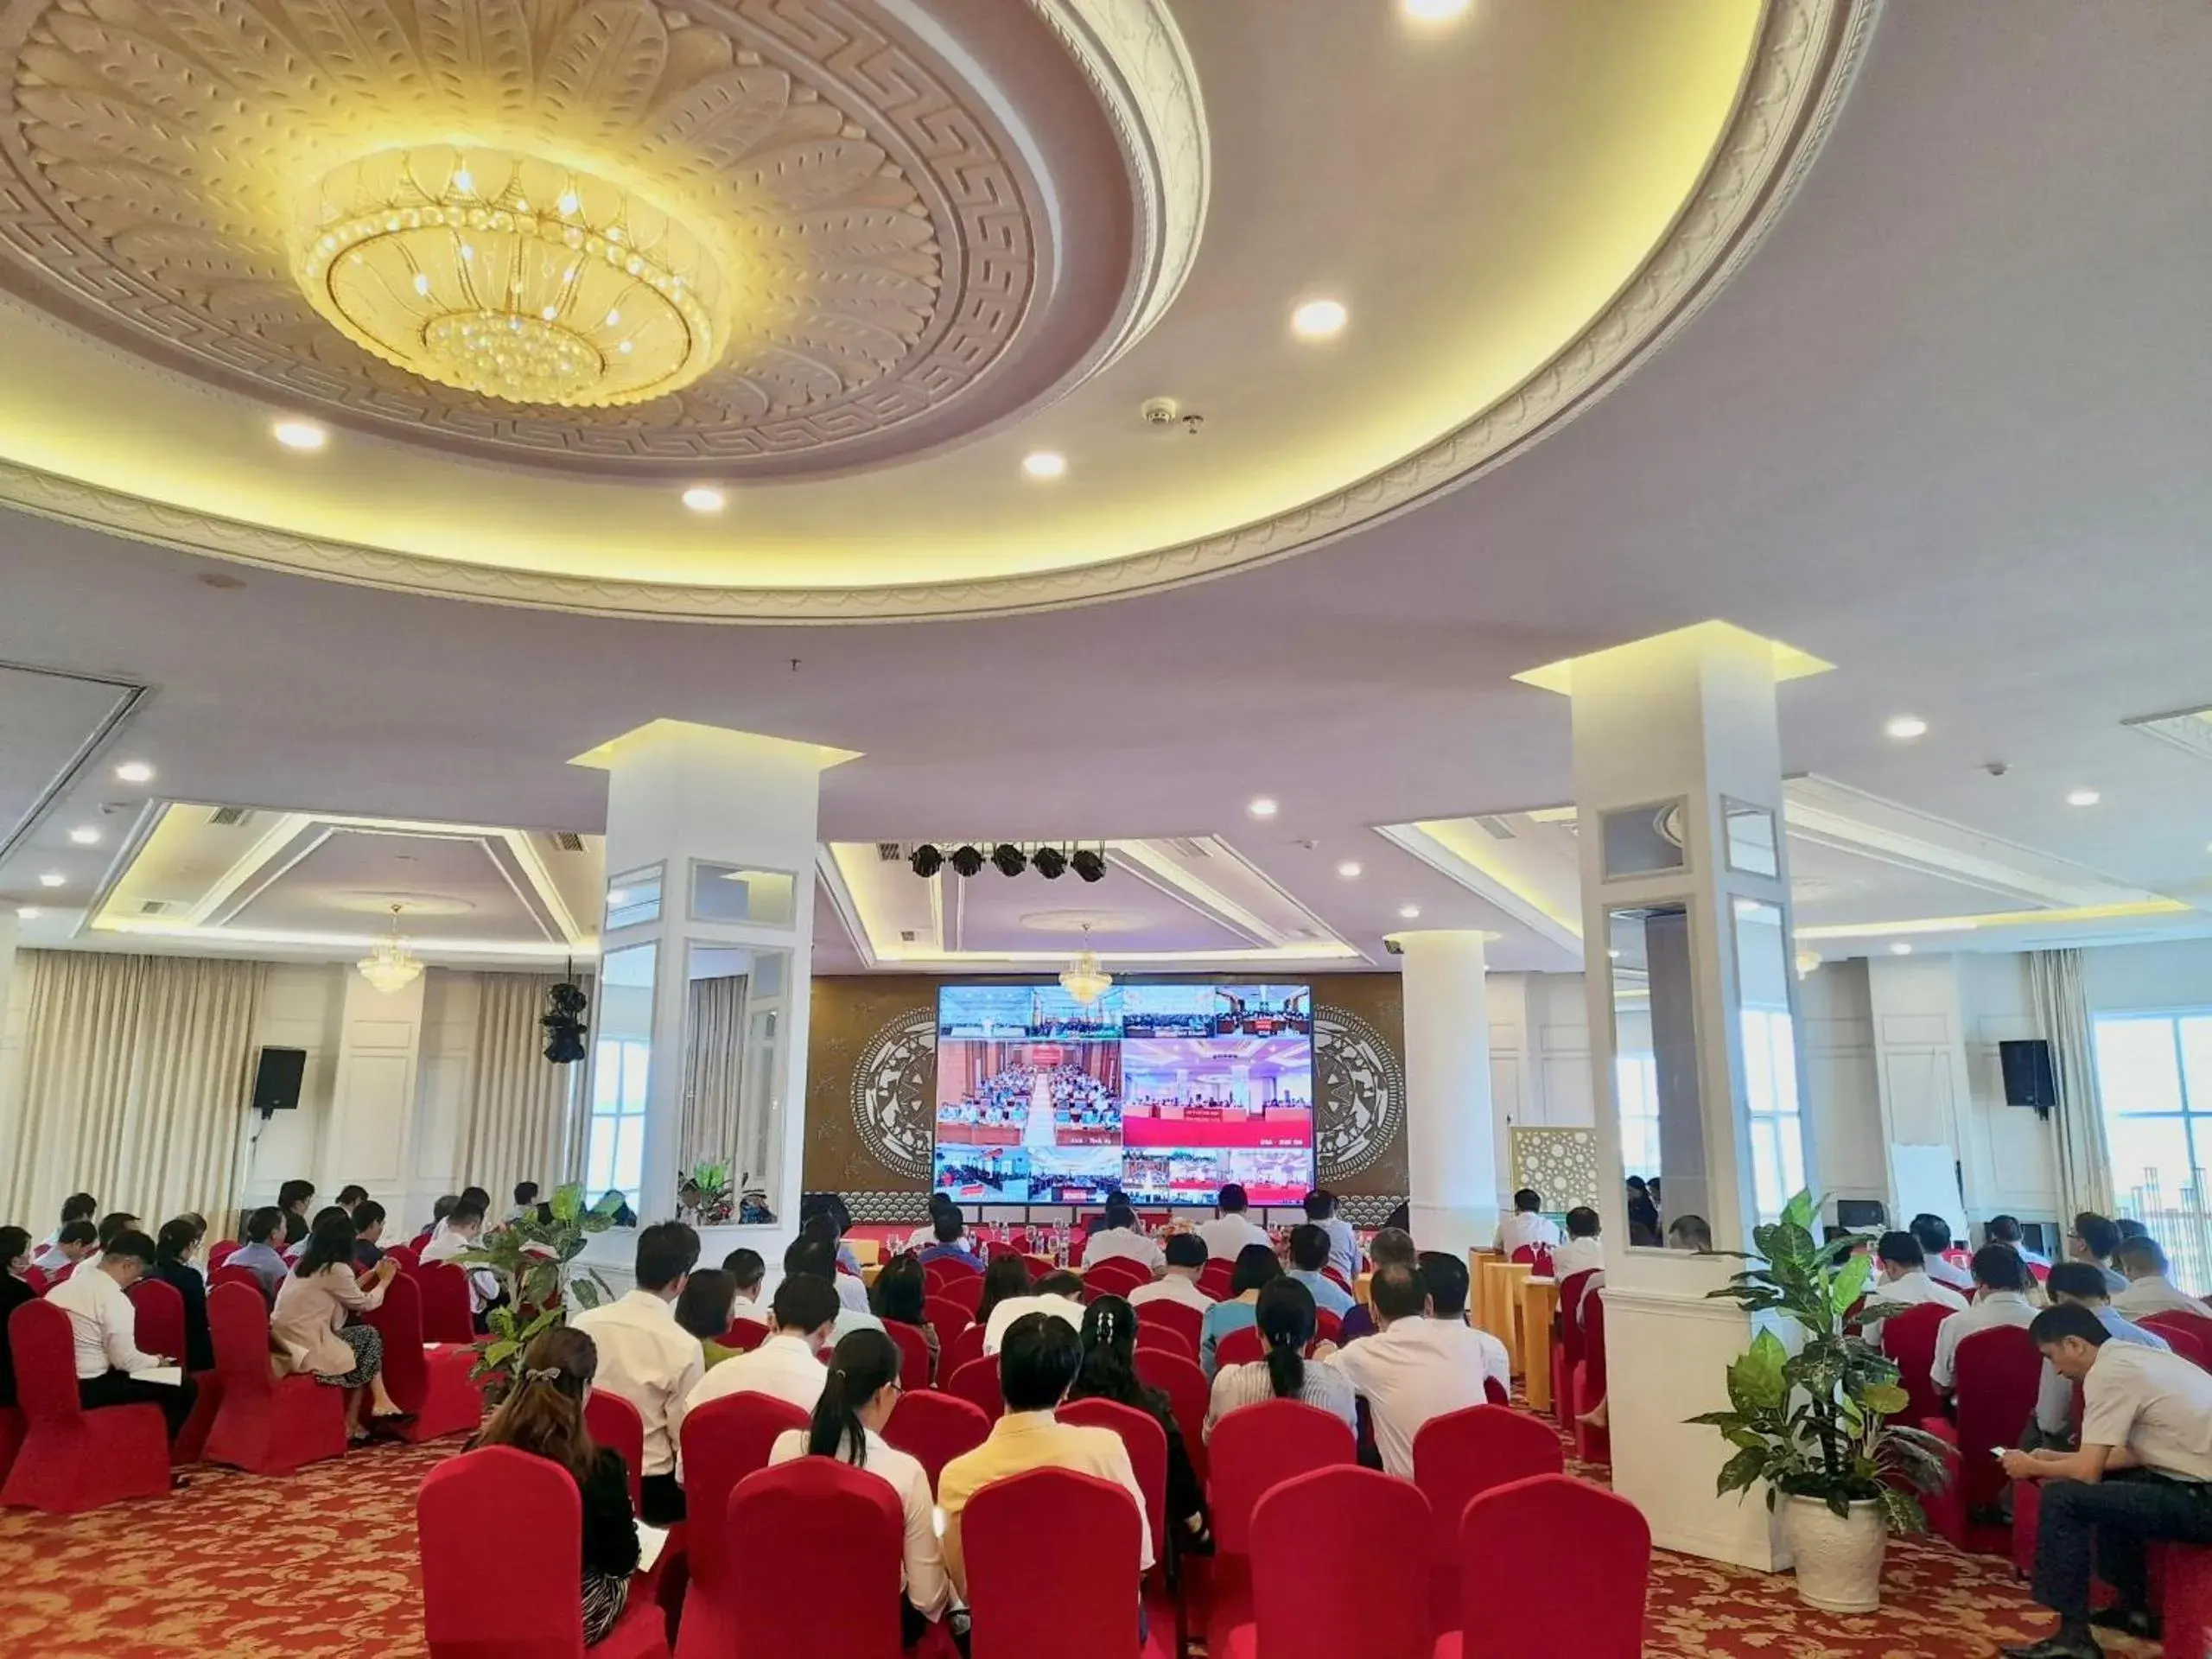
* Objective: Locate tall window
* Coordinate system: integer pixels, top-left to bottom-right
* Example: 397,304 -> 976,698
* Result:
587,1037 -> 652,1207
1741,1006 -> 1805,1223
1616,1052 -> 1662,1180
2092,1013 -> 2212,1287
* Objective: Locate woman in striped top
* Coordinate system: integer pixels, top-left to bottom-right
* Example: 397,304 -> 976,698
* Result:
1204,1276 -> 1356,1440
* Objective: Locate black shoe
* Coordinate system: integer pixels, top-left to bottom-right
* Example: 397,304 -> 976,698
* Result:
1999,1636 -> 2102,1659
2087,1606 -> 2158,1639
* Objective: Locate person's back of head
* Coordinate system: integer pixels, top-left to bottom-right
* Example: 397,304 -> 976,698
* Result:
0,1225 -> 29,1270
1667,1215 -> 1713,1252
2072,1211 -> 2120,1264
874,1255 -> 927,1324
1000,1311 -> 1082,1412
1164,1232 -> 1207,1274
675,1269 -> 736,1340
1417,1249 -> 1471,1319
1303,1189 -> 1334,1221
1876,1230 -> 1923,1270
932,1208 -> 965,1244
447,1199 -> 486,1234
2117,1236 -> 2170,1281
2031,1300 -> 2112,1372
2115,1217 -> 2150,1243
1625,1177 -> 1648,1197
810,1328 -> 901,1464
432,1193 -> 459,1224
1986,1214 -> 2023,1245
783,1236 -> 837,1284
244,1205 -> 284,1246
1218,1183 -> 1249,1216
771,1271 -> 842,1339
1367,1225 -> 1416,1270
334,1184 -> 369,1209
277,1179 -> 315,1212
479,1326 -> 598,1479
1566,1205 -> 1600,1241
1369,1260 -> 1427,1324
96,1211 -> 140,1249
1971,1241 -> 2028,1293
1072,1294 -> 1143,1406
156,1216 -> 197,1265
1909,1212 -> 1953,1256
635,1220 -> 702,1294
1102,1199 -> 1136,1233
514,1181 -> 540,1208
55,1219 -> 96,1254
1037,1269 -> 1086,1301
296,1208 -> 357,1275
1288,1224 -> 1330,1274
1513,1188 -> 1541,1215
102,1228 -> 158,1276
1230,1243 -> 1281,1297
1255,1277 -> 1316,1399
60,1192 -> 97,1226
352,1199 -> 385,1238
2046,1261 -> 2113,1306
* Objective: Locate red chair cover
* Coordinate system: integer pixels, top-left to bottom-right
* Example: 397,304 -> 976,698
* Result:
1573,1287 -> 1609,1463
925,1296 -> 976,1341
1509,1243 -> 1556,1279
936,1274 -> 985,1319
1321,1266 -> 1351,1293
1198,1261 -> 1236,1301
721,1319 -> 770,1354
207,1240 -> 241,1268
584,1389 -> 648,1510
1082,1259 -> 1150,1299
1314,1308 -> 1342,1344
2027,1262 -> 2050,1285
723,1460 -> 906,1659
1484,1376 -> 1510,1407
885,1319 -> 937,1389
884,1389 -> 991,1494
1922,1324 -> 2041,1550
201,1281 -> 347,1474
124,1277 -> 186,1362
381,1242 -> 419,1271
0,1300 -> 170,1513
1058,1396 -> 1167,1568
1224,1466 -> 1433,1659
2164,1542 -> 2212,1656
1135,1324 -> 1196,1362
2143,1312 -> 2212,1370
947,1356 -> 1003,1421
1020,1255 -> 1057,1281
363,1270 -> 483,1440
209,1264 -> 269,1302
1205,1400 -> 1357,1653
1412,1405 -> 1565,1631
1133,1347 -> 1212,1489
1135,1298 -> 1205,1351
1879,1302 -> 1952,1425
22,1265 -> 48,1296
939,1319 -> 987,1381
931,1255 -> 984,1281
420,1446 -> 670,1658
1455,1474 -> 1648,1658
411,1261 -> 479,1344
964,1468 -> 1147,1659
1216,1325 -> 1266,1368
672,1392 -> 810,1659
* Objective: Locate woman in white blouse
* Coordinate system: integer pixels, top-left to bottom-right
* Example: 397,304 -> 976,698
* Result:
270,1208 -> 406,1442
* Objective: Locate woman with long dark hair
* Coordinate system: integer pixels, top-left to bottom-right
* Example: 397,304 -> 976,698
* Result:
974,1252 -> 1033,1330
270,1206 -> 404,1440
872,1254 -> 941,1377
1068,1294 -> 1211,1553
1203,1277 -> 1355,1440
673,1268 -> 742,1369
473,1327 -> 640,1645
149,1216 -> 213,1372
1198,1243 -> 1281,1376
768,1327 -> 950,1634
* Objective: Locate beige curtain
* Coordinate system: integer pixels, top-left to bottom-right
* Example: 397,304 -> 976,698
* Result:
5,950 -> 265,1234
682,975 -> 748,1179
455,973 -> 582,1206
2028,948 -> 2114,1220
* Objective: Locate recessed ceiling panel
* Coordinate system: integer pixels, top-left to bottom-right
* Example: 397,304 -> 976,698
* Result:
0,660 -> 142,863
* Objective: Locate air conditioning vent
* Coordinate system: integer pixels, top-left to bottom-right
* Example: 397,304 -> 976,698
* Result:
1167,837 -> 1211,859
877,842 -> 905,862
207,805 -> 251,827
899,930 -> 919,944
1473,815 -> 1517,841
551,831 -> 585,853
138,899 -> 172,914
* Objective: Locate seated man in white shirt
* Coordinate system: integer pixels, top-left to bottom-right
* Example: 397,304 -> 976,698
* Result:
1303,1189 -> 1360,1281
46,1228 -> 196,1444
982,1269 -> 1087,1356
1082,1199 -> 1164,1273
1320,1255 -> 1509,1478
1911,1213 -> 1977,1294
2000,1302 -> 2212,1658
687,1273 -> 841,1415
30,1218 -> 95,1277
1931,1243 -> 2040,1394
1989,1213 -> 2051,1268
1128,1233 -> 1212,1312
721,1246 -> 771,1326
1552,1207 -> 1605,1287
905,1192 -> 966,1255
2111,1236 -> 2212,1320
417,1198 -> 503,1321
1196,1183 -> 1271,1265
1493,1189 -> 1563,1257
2030,1262 -> 2170,1449
1866,1230 -> 1970,1313
569,1221 -> 704,1525
783,1236 -> 883,1339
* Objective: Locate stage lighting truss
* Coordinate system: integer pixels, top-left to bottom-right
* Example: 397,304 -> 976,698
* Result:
894,842 -> 1105,881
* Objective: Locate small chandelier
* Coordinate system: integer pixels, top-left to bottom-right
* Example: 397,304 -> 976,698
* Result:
1795,947 -> 1822,981
1058,925 -> 1113,1005
358,904 -> 424,995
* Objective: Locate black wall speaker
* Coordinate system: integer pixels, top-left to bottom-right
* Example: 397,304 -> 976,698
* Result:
251,1046 -> 307,1117
1999,1039 -> 2058,1115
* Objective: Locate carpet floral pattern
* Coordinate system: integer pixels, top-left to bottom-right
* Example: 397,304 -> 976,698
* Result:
0,1427 -> 2152,1656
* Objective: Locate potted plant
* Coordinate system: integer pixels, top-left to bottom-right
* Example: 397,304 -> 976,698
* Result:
677,1162 -> 734,1227
455,1182 -> 621,1402
1687,1190 -> 1951,1612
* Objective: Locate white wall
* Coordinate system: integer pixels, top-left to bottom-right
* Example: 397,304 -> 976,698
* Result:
2084,938 -> 2212,1013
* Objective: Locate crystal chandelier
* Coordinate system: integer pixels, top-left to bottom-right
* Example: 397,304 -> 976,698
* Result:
358,904 -> 425,995
293,144 -> 727,407
1058,925 -> 1113,1005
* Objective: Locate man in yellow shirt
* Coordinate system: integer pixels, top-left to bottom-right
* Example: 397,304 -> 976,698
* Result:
935,1313 -> 1154,1599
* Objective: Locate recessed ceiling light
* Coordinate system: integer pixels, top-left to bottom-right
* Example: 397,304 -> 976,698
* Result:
1401,0 -> 1471,20
1889,942 -> 1914,956
1398,904 -> 1421,919
681,485 -> 726,513
271,418 -> 327,451
15,906 -> 39,920
37,872 -> 66,888
114,760 -> 154,784
67,826 -> 100,846
2066,788 -> 2101,807
1291,298 -> 1348,340
1247,797 -> 1279,819
1885,715 -> 1928,741
1022,450 -> 1067,480
1336,861 -> 1363,879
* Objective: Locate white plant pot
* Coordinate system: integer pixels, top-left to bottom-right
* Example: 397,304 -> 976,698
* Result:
1779,1494 -> 1886,1613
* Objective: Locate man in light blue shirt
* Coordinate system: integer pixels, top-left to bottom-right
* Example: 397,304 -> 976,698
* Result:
226,1206 -> 290,1300
1287,1224 -> 1354,1319
2033,1261 -> 2169,1441
1305,1190 -> 1359,1281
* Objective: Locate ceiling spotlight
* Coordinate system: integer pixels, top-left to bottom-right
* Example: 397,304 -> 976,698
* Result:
15,906 -> 39,920
1885,715 -> 1928,741
1401,0 -> 1471,19
1032,846 -> 1068,880
67,826 -> 102,846
114,760 -> 154,784
991,842 -> 1028,878
1070,848 -> 1108,884
1398,905 -> 1421,920
909,844 -> 944,879
682,485 -> 726,513
1889,942 -> 1914,956
1022,450 -> 1067,480
2066,788 -> 2101,807
949,844 -> 985,879
37,872 -> 66,888
1291,298 -> 1348,340
1337,861 -> 1363,879
1248,797 -> 1279,819
272,418 -> 327,451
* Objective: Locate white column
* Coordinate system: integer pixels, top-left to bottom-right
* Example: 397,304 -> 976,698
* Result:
1396,929 -> 1500,1262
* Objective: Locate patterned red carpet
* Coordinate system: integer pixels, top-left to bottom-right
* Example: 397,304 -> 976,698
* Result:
0,1433 -> 2148,1658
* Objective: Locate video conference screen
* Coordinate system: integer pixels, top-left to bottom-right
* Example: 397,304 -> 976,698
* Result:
932,982 -> 1314,1206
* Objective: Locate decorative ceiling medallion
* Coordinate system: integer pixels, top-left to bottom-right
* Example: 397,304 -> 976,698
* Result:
0,0 -> 1188,470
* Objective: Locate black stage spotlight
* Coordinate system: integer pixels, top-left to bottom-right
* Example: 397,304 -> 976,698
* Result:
910,843 -> 944,878
991,842 -> 1027,877
949,843 -> 985,878
1071,848 -> 1107,883
1031,846 -> 1068,880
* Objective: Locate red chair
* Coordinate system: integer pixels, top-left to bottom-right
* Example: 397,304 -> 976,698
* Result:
931,1255 -> 984,1281
1438,1473 -> 1649,1658
721,1319 -> 770,1354
420,1446 -> 671,1658
1321,1266 -> 1352,1294
884,1319 -> 937,1389
673,1392 -> 810,1659
412,1261 -> 479,1344
2164,1544 -> 2212,1657
1205,1399 -> 1357,1653
1220,1465 -> 1433,1659
884,1389 -> 991,1494
363,1271 -> 482,1440
1135,1298 -> 1205,1354
207,1240 -> 241,1268
948,1356 -> 1004,1421
1021,1255 -> 1057,1281
925,1295 -> 976,1340
209,1263 -> 269,1303
1216,1325 -> 1265,1369
2143,1312 -> 2212,1370
964,1467 -> 1160,1659
381,1241 -> 419,1271
1573,1287 -> 1610,1462
721,1460 -> 906,1659
1921,1324 -> 2041,1552
1314,1308 -> 1342,1344
584,1389 -> 649,1511
1553,1268 -> 1601,1427
1412,1405 -> 1565,1631
1198,1260 -> 1236,1302
201,1281 -> 347,1474
1083,1259 -> 1151,1300
0,1300 -> 171,1513
1058,1396 -> 1168,1576
124,1277 -> 220,1462
1510,1243 -> 1557,1279
1134,1346 -> 1213,1488
934,1274 -> 985,1320
940,1318 -> 987,1382
1879,1302 -> 1951,1427
22,1265 -> 48,1296
1136,1324 -> 1196,1363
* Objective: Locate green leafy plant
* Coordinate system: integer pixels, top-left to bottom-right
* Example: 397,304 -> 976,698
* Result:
457,1182 -> 622,1399
1687,1190 -> 1952,1531
677,1162 -> 734,1227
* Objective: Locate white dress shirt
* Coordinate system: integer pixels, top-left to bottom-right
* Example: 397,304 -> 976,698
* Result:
2113,1275 -> 2212,1320
418,1227 -> 500,1313
836,1273 -> 874,1316
982,1292 -> 1085,1356
1322,1316 -> 1510,1478
770,1427 -> 950,1618
29,1242 -> 75,1274
2035,1308 -> 2167,1436
1930,1291 -> 2037,1390
47,1267 -> 160,1379
1552,1236 -> 1605,1283
1924,1253 -> 1975,1293
1866,1269 -> 1969,1313
1083,1227 -> 1164,1273
687,1331 -> 829,1417
569,1289 -> 705,1478
1494,1212 -> 1564,1255
1128,1274 -> 1213,1313
1319,1216 -> 1360,1281
2082,1340 -> 2212,1480
730,1294 -> 772,1327
1197,1215 -> 1272,1265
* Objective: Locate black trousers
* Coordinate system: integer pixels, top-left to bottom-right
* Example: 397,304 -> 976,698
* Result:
80,1369 -> 197,1440
2034,1470 -> 2212,1618
640,1472 -> 687,1527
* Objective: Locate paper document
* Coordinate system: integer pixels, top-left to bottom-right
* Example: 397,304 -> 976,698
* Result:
137,1365 -> 184,1387
635,1522 -> 670,1574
